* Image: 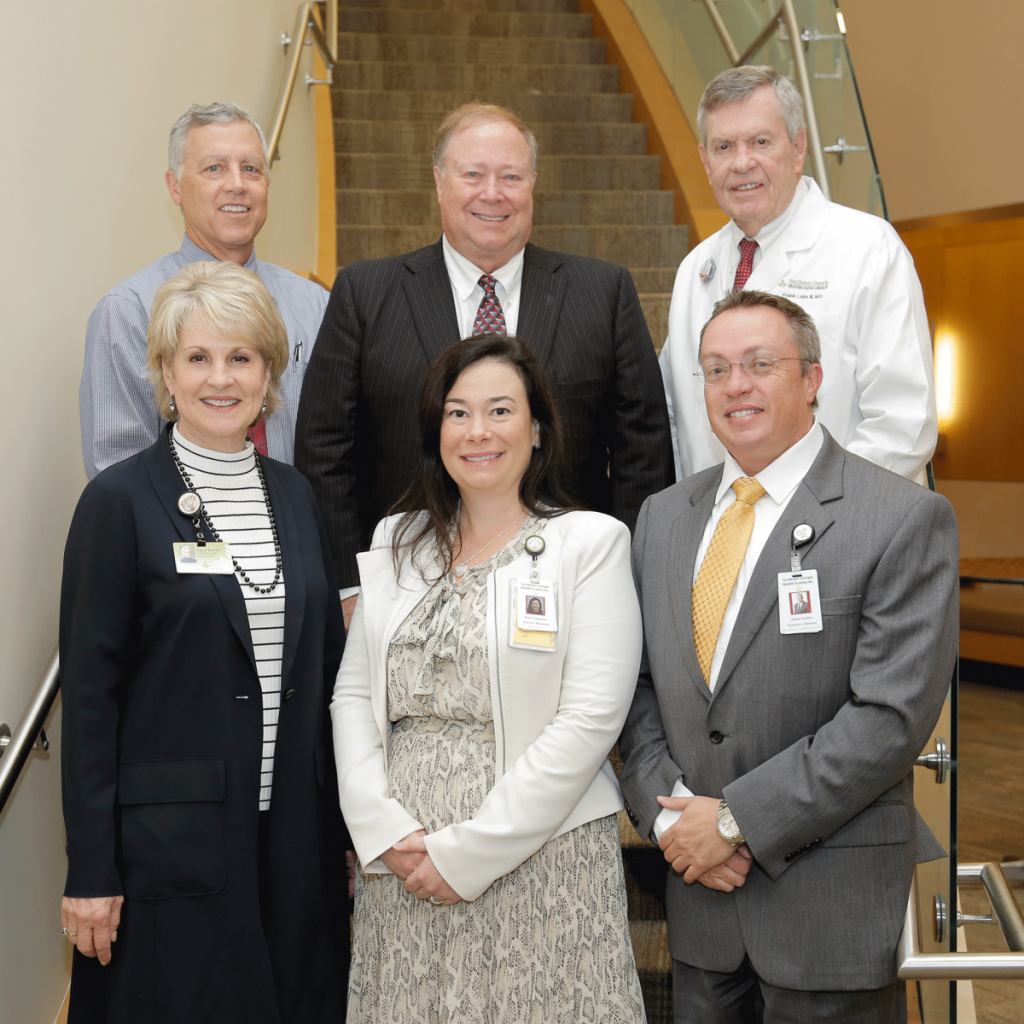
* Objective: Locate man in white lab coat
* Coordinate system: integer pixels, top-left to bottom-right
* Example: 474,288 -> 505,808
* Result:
662,66 -> 936,482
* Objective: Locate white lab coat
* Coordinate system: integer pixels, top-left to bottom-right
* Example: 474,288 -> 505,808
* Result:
662,177 -> 937,482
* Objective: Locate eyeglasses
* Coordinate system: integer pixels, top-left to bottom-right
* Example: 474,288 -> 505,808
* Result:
693,352 -> 810,385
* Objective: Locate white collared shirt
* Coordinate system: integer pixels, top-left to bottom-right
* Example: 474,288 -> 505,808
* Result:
442,236 -> 525,338
725,177 -> 809,284
653,420 -> 824,838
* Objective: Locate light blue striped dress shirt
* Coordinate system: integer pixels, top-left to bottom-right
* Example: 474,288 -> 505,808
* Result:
79,235 -> 329,478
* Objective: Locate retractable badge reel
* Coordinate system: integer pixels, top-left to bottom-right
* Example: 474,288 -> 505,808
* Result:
172,490 -> 233,574
778,523 -> 822,633
510,535 -> 558,651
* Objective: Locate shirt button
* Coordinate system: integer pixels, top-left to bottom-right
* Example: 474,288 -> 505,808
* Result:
709,730 -> 724,744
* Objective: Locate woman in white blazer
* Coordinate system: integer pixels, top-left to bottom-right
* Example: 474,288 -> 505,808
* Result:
332,335 -> 646,1022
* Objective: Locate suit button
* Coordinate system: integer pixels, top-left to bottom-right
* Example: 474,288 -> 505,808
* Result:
709,730 -> 724,744
284,689 -> 296,701
785,853 -> 795,863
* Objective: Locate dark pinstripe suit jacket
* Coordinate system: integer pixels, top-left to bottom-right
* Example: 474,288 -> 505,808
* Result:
294,239 -> 674,588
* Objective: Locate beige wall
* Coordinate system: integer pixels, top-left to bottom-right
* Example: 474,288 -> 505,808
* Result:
0,2 -> 323,1020
842,0 -> 1024,221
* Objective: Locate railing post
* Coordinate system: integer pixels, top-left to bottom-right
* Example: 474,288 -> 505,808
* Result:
781,0 -> 831,200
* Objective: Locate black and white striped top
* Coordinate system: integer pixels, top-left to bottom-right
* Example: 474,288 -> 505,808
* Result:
173,426 -> 284,810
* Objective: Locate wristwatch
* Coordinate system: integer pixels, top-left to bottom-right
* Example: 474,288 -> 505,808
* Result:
716,800 -> 745,846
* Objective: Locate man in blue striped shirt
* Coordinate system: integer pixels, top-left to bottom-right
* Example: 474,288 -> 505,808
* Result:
79,102 -> 328,478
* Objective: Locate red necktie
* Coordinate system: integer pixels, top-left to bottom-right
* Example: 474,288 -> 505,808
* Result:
472,275 -> 507,335
247,416 -> 269,456
733,238 -> 759,290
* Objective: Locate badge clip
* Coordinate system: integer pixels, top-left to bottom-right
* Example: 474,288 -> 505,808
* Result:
790,523 -> 815,571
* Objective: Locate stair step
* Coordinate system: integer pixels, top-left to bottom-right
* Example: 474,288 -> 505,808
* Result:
628,267 -> 679,293
630,920 -> 672,972
338,8 -> 594,38
332,90 -> 633,123
337,0 -> 581,11
630,921 -> 673,1023
336,153 -> 660,190
534,226 -> 687,266
336,225 -> 686,268
639,293 -> 671,351
334,120 -> 646,156
336,32 -> 605,65
332,60 -> 618,94
622,846 -> 669,922
335,189 -> 674,226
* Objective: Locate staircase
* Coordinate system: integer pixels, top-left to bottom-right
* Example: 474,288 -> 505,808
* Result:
331,2 -> 679,1017
332,0 -> 687,352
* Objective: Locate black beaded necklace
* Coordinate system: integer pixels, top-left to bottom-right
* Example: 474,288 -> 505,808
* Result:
169,429 -> 283,595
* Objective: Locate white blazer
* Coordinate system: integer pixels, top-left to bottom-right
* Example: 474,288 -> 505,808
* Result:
331,510 -> 642,902
661,177 -> 937,482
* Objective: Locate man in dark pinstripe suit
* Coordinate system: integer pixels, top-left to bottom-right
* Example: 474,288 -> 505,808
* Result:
295,104 -> 673,624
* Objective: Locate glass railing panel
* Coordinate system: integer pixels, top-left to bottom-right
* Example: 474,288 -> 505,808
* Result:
623,0 -> 887,218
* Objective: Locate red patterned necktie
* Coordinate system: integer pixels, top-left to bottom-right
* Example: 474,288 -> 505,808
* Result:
247,416 -> 269,456
472,275 -> 507,335
733,238 -> 759,290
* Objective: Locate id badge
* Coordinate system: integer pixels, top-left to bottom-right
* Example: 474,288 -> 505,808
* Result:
508,580 -> 558,652
173,541 -> 233,574
777,569 -> 823,634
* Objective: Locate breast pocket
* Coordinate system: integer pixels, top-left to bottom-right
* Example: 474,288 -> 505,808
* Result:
118,758 -> 226,900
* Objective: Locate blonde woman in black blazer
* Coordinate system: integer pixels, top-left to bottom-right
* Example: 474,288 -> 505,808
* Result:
60,262 -> 347,1024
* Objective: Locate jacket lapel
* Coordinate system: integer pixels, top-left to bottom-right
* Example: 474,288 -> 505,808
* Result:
668,471 -> 721,703
746,178 -> 829,293
402,240 -> 460,365
517,243 -> 565,367
262,461 -> 306,690
142,428 -> 258,675
711,432 -> 844,695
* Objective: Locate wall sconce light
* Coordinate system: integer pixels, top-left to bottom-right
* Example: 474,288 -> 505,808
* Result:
934,328 -> 956,429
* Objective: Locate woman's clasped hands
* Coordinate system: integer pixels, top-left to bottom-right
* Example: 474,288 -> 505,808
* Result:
386,831 -> 464,908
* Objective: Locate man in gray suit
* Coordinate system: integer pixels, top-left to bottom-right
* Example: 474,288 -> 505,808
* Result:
619,289 -> 959,1022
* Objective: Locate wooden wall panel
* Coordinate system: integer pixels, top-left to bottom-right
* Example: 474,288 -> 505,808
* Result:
899,216 -> 1024,481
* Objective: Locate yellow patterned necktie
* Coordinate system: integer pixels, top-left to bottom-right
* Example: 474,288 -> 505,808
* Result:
692,477 -> 767,684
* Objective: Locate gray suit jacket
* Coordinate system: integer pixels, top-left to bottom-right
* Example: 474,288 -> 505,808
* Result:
618,431 -> 959,991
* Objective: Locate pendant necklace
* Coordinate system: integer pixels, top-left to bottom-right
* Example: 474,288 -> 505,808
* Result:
170,429 -> 283,594
454,510 -> 527,578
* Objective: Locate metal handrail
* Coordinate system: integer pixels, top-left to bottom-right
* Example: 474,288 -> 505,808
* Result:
898,864 -> 1024,979
267,0 -> 337,164
694,0 -> 832,202
0,648 -> 60,815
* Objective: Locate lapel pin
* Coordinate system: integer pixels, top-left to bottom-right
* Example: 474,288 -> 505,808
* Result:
699,259 -> 716,284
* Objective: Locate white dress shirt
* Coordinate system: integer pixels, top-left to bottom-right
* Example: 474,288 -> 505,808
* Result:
724,176 -> 807,283
443,235 -> 525,337
653,420 -> 824,838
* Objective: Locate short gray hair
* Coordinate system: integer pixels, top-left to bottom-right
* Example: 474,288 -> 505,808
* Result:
697,66 -> 805,147
699,289 -> 821,408
168,102 -> 269,179
433,103 -> 538,177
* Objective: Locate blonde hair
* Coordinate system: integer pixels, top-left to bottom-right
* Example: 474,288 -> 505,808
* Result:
147,261 -> 289,422
432,102 -> 538,176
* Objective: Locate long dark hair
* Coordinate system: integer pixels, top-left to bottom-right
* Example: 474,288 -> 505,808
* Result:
390,335 -> 580,580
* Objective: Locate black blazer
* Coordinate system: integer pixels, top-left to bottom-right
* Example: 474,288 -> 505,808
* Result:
294,239 -> 674,588
59,431 -> 347,1024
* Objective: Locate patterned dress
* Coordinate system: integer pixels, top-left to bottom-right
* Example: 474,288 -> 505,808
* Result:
347,519 -> 646,1023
